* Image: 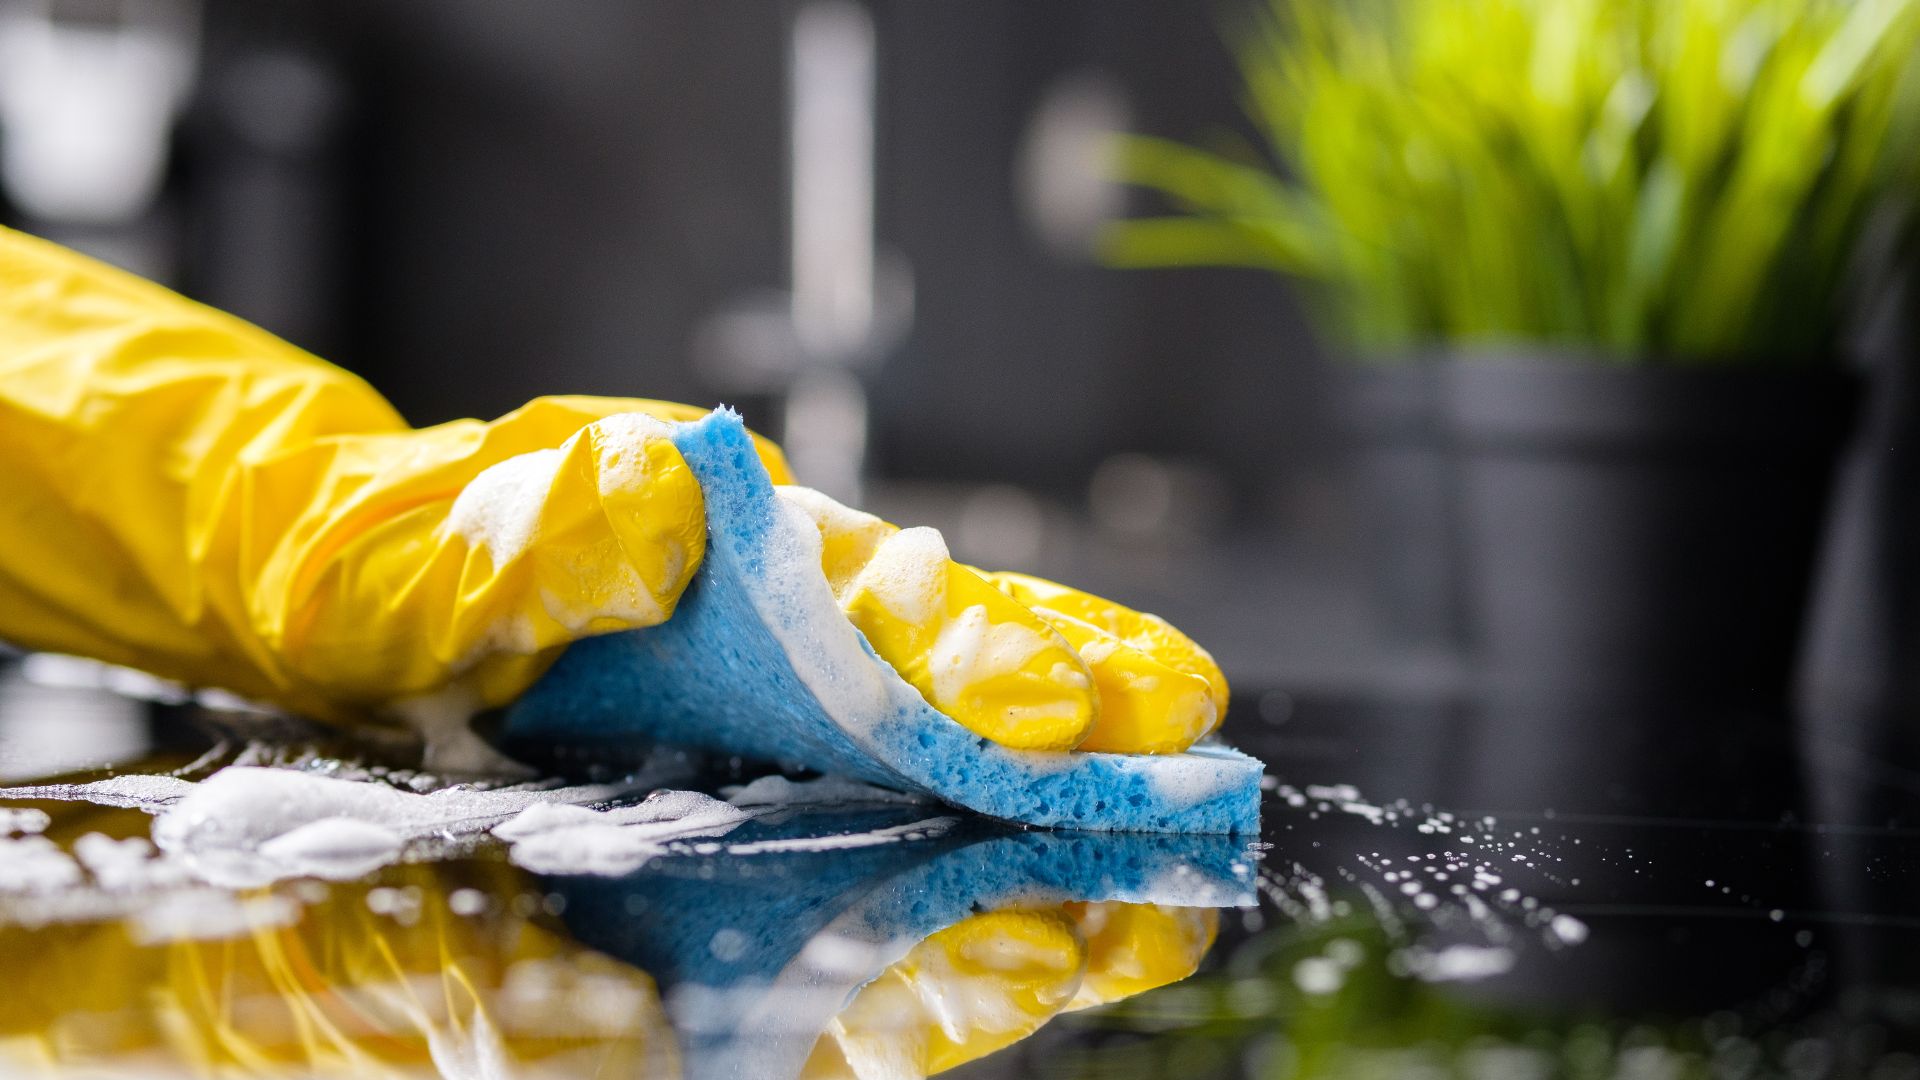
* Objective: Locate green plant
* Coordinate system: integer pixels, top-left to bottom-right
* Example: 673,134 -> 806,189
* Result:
1106,0 -> 1920,362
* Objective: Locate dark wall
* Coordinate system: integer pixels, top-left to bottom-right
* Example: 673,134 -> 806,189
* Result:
168,0 -> 1324,505
332,2 -> 791,422
871,1 -> 1317,493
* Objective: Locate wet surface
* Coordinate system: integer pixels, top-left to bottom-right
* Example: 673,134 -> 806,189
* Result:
0,662 -> 1917,1079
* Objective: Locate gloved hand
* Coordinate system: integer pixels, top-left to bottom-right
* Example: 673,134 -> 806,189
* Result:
0,226 -> 1225,758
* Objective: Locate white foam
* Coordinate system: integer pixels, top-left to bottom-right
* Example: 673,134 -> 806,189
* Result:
737,469 -> 1256,827
496,791 -> 751,875
927,603 -> 1057,715
718,816 -> 955,856
495,789 -> 746,840
491,801 -> 610,841
128,890 -> 301,945
0,835 -> 82,892
848,526 -> 949,625
445,446 -> 567,565
752,496 -> 906,733
724,774 -> 923,808
748,491 -> 992,750
1141,753 -> 1237,807
0,774 -> 195,811
71,832 -> 190,891
589,413 -> 678,487
151,765 -> 642,887
774,486 -> 895,595
257,818 -> 406,880
0,808 -> 49,835
389,682 -> 537,778
440,414 -> 682,667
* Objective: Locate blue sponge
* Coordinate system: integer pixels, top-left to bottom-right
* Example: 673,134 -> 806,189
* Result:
504,410 -> 1264,834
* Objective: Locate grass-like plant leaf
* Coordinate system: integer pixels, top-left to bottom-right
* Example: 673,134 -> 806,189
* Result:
1107,0 -> 1920,363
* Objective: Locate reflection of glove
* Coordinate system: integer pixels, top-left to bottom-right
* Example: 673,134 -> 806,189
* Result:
0,861 -> 676,1076
0,226 -> 1225,758
806,901 -> 1217,1077
0,808 -> 1213,1080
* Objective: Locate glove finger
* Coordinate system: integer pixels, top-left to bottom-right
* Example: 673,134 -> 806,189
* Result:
778,486 -> 1098,752
982,571 -> 1229,750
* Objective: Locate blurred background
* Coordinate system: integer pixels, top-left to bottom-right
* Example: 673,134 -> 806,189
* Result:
7,7 -> 1920,1075
0,0 -> 1362,705
1,0 -> 1918,749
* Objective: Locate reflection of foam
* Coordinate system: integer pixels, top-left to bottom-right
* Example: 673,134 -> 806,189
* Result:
552,812 -> 1255,1080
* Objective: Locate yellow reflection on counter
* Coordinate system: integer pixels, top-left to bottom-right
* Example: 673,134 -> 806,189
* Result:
0,786 -> 1227,1080
0,866 -> 677,1079
803,902 -> 1218,1079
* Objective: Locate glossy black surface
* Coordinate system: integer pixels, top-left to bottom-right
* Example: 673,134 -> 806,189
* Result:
0,667 -> 1916,1079
957,691 -> 1920,1077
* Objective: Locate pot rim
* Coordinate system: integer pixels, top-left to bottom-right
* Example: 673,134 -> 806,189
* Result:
1430,353 -> 1861,451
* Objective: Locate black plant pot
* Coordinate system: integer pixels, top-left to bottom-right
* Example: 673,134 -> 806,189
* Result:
1320,361 -> 1460,659
1436,356 -> 1858,708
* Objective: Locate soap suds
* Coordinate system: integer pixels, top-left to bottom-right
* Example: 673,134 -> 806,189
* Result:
0,836 -> 82,892
774,485 -> 896,596
151,765 -> 648,887
128,890 -> 301,945
72,833 -> 189,891
0,757 -> 960,895
851,527 -> 949,625
717,816 -> 956,856
389,682 -> 537,778
723,774 -> 923,808
436,414 -> 682,671
751,497 -> 907,730
0,808 -> 50,835
588,413 -> 678,486
0,774 -> 195,811
493,791 -> 751,875
927,604 -> 1053,707
491,801 -> 613,841
445,447 -> 566,565
256,818 -> 406,879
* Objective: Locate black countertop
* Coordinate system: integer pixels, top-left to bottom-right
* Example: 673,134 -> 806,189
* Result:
0,667 -> 1914,1079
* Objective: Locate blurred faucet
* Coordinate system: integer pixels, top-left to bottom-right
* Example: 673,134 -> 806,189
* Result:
696,0 -> 911,504
0,0 -> 200,277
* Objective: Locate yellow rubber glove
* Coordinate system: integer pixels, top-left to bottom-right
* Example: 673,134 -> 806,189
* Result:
0,224 -> 789,737
0,225 -> 1227,759
778,488 -> 1228,754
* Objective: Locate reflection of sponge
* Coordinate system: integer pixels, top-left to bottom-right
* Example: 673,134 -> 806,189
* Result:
503,410 -> 1263,835
551,810 -> 1254,1080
